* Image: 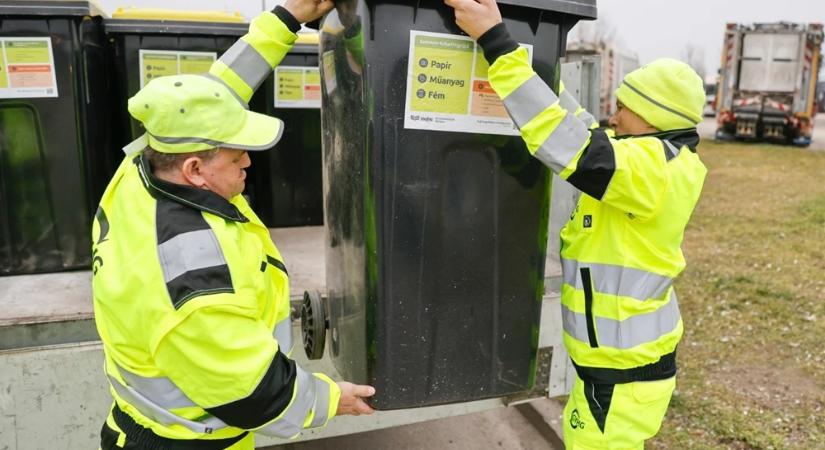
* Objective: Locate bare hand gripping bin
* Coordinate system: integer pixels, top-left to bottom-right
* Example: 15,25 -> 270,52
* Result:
319,0 -> 596,409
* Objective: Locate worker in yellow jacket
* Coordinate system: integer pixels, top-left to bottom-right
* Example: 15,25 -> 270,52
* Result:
92,1 -> 375,449
445,1 -> 708,448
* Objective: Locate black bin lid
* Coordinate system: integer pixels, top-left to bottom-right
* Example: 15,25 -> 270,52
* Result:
497,0 -> 597,20
0,0 -> 103,17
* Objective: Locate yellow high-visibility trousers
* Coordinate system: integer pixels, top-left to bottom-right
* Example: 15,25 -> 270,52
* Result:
563,375 -> 676,450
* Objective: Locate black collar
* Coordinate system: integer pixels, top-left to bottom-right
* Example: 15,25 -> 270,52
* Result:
613,128 -> 700,152
133,154 -> 248,223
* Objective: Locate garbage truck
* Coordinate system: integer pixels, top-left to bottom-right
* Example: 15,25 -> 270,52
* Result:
715,22 -> 824,146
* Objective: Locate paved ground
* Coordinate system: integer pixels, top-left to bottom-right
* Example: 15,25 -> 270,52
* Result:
264,400 -> 565,450
697,115 -> 825,150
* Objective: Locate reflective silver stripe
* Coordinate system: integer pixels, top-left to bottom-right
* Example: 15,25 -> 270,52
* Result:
597,292 -> 681,349
119,366 -> 197,409
218,40 -> 272,93
577,110 -> 598,128
107,369 -> 228,434
151,134 -> 224,147
503,74 -> 559,128
623,81 -> 697,124
157,230 -> 227,283
533,112 -> 590,173
150,127 -> 283,152
559,89 -> 580,112
274,317 -> 294,356
562,258 -> 673,301
257,366 -> 317,438
562,291 -> 681,349
664,140 -> 681,161
309,376 -> 331,428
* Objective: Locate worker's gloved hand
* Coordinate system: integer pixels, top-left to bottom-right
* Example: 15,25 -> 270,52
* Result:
444,0 -> 503,40
283,0 -> 335,24
336,381 -> 376,416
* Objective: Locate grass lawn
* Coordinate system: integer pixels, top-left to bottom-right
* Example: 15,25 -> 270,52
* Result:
649,141 -> 825,449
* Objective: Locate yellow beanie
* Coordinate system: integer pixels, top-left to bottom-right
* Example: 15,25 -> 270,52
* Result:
614,58 -> 705,131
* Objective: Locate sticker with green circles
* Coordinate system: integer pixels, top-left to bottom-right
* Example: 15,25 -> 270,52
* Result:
274,66 -> 321,109
139,50 -> 216,88
404,30 -> 532,136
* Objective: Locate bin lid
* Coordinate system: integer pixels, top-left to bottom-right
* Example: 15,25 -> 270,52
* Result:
497,0 -> 597,20
111,8 -> 244,23
0,0 -> 104,17
104,9 -> 248,36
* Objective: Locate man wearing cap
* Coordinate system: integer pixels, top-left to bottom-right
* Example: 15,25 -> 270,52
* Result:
444,1 -> 707,448
92,1 -> 375,449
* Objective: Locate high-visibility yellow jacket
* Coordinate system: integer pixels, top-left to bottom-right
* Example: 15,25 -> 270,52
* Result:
485,41 -> 707,383
92,9 -> 339,445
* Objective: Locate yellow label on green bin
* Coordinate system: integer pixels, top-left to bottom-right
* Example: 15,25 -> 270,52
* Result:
139,50 -> 217,88
141,52 -> 177,86
405,31 -> 532,136
274,66 -> 321,108
0,55 -> 7,89
0,37 -> 58,98
180,54 -> 215,75
409,34 -> 474,115
277,68 -> 304,101
4,40 -> 50,64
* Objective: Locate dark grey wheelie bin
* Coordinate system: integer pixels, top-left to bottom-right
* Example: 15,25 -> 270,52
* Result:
315,0 -> 597,409
0,1 -> 109,275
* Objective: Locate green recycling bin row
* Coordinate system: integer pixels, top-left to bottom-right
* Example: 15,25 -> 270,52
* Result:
0,2 -> 323,275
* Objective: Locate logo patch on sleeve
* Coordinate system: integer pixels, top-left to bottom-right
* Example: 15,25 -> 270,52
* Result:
583,215 -> 593,228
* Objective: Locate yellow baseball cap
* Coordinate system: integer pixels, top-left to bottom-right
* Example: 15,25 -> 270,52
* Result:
124,74 -> 283,154
614,58 -> 705,131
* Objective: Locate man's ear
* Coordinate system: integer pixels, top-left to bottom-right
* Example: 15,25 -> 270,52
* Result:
180,156 -> 207,189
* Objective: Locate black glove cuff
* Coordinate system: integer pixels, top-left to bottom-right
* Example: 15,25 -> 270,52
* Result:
272,6 -> 302,33
477,22 -> 519,65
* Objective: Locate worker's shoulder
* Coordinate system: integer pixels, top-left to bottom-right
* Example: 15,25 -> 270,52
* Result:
155,199 -> 236,311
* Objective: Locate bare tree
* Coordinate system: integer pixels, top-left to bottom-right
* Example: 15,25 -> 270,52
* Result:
682,44 -> 707,80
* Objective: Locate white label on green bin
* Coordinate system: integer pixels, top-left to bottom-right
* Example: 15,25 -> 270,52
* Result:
139,50 -> 217,88
274,66 -> 321,109
0,37 -> 59,99
404,30 -> 532,136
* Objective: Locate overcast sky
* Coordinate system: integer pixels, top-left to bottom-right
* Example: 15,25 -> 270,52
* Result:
99,0 -> 825,80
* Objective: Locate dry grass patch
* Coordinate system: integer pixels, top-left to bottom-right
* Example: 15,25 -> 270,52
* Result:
649,141 -> 825,450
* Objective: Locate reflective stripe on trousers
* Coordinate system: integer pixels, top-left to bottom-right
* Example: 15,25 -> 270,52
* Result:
107,317 -> 320,438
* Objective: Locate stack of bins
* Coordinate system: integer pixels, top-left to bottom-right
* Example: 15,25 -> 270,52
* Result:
320,0 -> 597,409
0,1 -> 108,275
249,32 -> 324,227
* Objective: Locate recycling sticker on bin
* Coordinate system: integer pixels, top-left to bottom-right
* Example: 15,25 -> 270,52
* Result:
274,66 -> 322,109
0,37 -> 59,99
139,50 -> 216,88
404,30 -> 532,136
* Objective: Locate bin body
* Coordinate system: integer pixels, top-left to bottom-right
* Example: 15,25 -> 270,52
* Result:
321,0 -> 596,409
248,43 -> 324,227
0,1 -> 108,275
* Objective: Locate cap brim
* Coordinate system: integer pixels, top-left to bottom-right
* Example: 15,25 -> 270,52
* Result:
221,110 -> 284,151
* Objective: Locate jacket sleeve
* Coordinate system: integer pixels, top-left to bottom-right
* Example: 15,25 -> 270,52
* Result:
152,299 -> 340,438
208,8 -> 300,104
486,43 -> 668,219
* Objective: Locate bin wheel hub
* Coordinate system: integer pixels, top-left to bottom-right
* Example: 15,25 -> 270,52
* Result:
301,290 -> 326,360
